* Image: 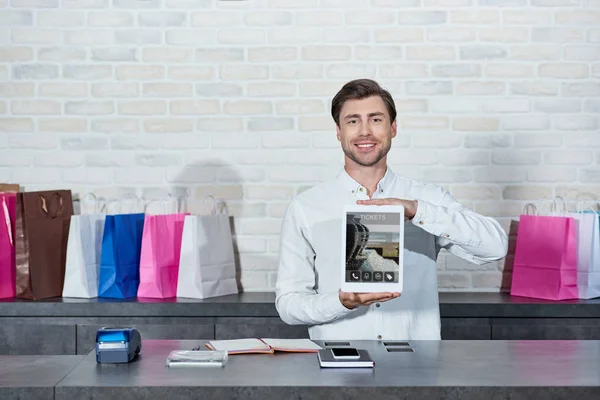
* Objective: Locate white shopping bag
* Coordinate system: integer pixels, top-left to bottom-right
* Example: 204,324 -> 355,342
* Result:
176,197 -> 238,299
62,194 -> 106,298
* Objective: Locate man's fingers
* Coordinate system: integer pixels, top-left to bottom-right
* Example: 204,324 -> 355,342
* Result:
356,199 -> 392,205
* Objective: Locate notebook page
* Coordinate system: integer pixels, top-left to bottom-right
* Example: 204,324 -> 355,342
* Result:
206,338 -> 272,353
260,338 -> 322,352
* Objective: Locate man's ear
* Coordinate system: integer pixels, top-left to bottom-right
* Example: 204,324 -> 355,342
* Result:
336,123 -> 341,141
391,119 -> 397,138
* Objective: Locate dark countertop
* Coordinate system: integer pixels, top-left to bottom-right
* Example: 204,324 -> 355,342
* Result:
1,292 -> 600,318
0,355 -> 84,400
53,339 -> 600,399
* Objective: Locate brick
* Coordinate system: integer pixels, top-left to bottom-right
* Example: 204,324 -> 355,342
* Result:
479,28 -> 528,42
270,167 -> 321,182
589,29 -> 600,43
246,185 -> 294,200
165,165 -> 216,184
114,0 -> 160,8
12,100 -> 60,115
117,168 -> 164,184
483,99 -> 530,113
65,101 -> 113,115
554,115 -> 599,131
322,28 -> 370,43
243,11 -> 292,26
592,64 -> 600,78
555,185 -> 600,201
38,10 -> 84,26
425,0 -> 471,5
111,134 -> 160,150
446,255 -> 498,271
485,64 -> 534,78
38,47 -> 85,62
438,151 -> 489,166
311,134 -> 342,148
298,82 -> 343,97
580,170 -> 600,183
545,150 -> 593,165
0,118 -> 33,133
561,82 -> 600,96
492,150 -> 541,165
480,0 -> 526,4
584,99 -> 600,112
451,10 -> 499,24
64,30 -> 113,45
401,116 -> 449,130
503,116 -> 550,131
247,82 -> 296,97
139,11 -> 186,26
528,167 -> 578,182
346,10 -> 394,25
86,153 -> 134,168
234,150 -> 287,165
248,118 -> 294,131
39,118 -> 86,133
11,28 -> 61,44
427,27 -> 476,42
421,168 -> 473,183
534,99 -> 581,113
166,30 -> 215,46
406,81 -> 453,95
371,0 -> 420,5
239,271 -> 269,291
12,64 -> 58,79
430,99 -> 479,113
220,65 -> 268,80
169,66 -> 215,80
195,48 -> 244,63
12,168 -> 61,184
437,272 -> 470,289
0,11 -> 32,26
91,83 -> 139,98
532,27 -> 583,43
34,152 -> 83,167
432,64 -> 481,77
219,167 -> 265,183
63,169 -> 113,184
276,99 -> 323,114
196,83 -> 242,97
413,133 -> 462,148
355,46 -> 402,60
502,9 -> 552,24
261,133 -> 309,148
0,152 -> 31,166
0,83 -> 33,97
135,153 -> 183,167
321,0 -> 368,6
218,29 -> 266,45
460,45 -> 507,60
510,45 -> 561,60
235,238 -> 268,254
63,65 -> 112,80
515,133 -> 562,147
502,185 -> 553,201
118,100 -> 166,115
143,83 -> 192,97
116,65 -> 164,80
302,45 -> 350,61
564,45 -> 600,61
0,47 -> 32,62
61,136 -> 108,151
144,118 -> 194,133
91,118 -> 139,133
166,0 -> 211,8
374,28 -> 424,43
249,46 -> 297,62
224,100 -> 272,115
268,28 -> 320,44
170,100 -> 219,115
533,0 -> 579,4
380,64 -> 428,78
449,185 -> 502,200
63,0 -> 108,7
298,115 -> 334,131
285,149 -> 341,165
116,29 -> 162,45
269,0 -> 317,6
474,167 -> 526,183
395,99 -> 428,113
452,117 -> 499,131
555,11 -> 600,24
142,47 -> 194,63
398,11 -> 446,24
92,48 -> 137,62
272,64 -> 322,79
294,11 -> 343,26
456,81 -> 505,95
88,11 -> 133,27
197,118 -> 243,132
160,134 -> 209,150
406,45 -> 455,60
39,83 -> 87,97
510,81 -> 558,96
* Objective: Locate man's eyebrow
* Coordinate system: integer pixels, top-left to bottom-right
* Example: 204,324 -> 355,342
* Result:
343,112 -> 385,120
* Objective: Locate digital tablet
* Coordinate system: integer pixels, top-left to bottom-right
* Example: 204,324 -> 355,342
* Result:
341,205 -> 404,293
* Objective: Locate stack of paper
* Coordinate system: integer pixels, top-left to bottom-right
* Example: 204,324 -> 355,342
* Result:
205,338 -> 322,355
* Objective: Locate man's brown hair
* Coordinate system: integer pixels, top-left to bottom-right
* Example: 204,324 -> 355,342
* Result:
330,79 -> 397,127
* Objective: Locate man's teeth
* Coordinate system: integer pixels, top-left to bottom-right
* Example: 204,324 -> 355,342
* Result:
357,144 -> 375,148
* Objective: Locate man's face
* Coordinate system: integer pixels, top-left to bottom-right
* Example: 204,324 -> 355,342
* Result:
336,95 -> 397,168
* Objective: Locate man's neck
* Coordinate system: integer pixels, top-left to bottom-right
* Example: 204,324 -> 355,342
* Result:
344,161 -> 387,198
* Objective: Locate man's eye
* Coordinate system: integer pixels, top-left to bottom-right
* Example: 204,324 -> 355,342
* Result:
348,119 -> 357,124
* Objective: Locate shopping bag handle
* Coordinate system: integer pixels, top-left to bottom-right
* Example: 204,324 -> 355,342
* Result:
145,194 -> 179,215
74,192 -> 106,214
39,192 -> 64,219
1,196 -> 12,246
522,203 -> 538,216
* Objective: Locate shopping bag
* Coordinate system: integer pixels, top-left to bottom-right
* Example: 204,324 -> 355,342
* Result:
176,197 -> 238,299
62,193 -> 107,298
0,184 -> 19,193
15,190 -> 74,299
577,209 -> 600,299
98,197 -> 145,299
0,193 -> 16,298
137,198 -> 188,299
511,203 -> 578,300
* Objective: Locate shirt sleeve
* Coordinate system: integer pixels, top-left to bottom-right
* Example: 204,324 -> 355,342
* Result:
275,199 -> 355,326
411,186 -> 508,264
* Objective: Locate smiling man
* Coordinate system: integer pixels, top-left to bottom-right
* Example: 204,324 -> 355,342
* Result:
275,78 -> 508,341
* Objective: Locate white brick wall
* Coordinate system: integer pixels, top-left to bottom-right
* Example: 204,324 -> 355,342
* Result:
1,0 -> 598,292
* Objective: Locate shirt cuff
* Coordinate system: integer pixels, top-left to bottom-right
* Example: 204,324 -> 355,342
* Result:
412,199 -> 435,228
325,292 -> 356,319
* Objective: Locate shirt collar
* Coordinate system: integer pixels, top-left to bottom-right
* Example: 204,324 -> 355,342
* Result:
337,166 -> 395,197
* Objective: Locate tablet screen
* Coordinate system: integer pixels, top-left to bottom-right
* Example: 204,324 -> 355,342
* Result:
345,211 -> 401,284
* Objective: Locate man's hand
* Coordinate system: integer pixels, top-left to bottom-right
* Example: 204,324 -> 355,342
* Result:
339,289 -> 400,310
356,198 -> 418,220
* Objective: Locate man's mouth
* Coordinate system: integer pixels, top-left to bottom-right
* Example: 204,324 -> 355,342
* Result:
354,142 -> 377,150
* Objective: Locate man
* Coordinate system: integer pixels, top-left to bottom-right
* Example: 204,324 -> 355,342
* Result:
275,78 -> 508,341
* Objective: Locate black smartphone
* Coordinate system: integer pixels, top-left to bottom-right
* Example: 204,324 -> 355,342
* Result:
330,347 -> 360,359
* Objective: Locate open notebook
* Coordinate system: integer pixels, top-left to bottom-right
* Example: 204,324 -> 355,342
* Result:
205,338 -> 322,355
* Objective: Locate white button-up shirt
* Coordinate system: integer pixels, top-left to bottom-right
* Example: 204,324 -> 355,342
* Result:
275,167 -> 508,341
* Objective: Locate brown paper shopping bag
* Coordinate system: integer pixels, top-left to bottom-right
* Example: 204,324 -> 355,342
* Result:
15,190 -> 73,299
0,184 -> 19,193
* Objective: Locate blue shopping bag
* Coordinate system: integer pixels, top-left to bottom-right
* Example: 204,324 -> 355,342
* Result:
98,213 -> 145,298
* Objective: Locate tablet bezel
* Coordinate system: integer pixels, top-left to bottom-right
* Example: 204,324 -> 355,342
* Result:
340,204 -> 404,294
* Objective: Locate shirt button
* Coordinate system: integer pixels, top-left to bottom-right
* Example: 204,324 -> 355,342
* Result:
445,234 -> 450,238
359,187 -> 364,192
419,221 -> 424,225
377,335 -> 382,340
375,303 -> 380,308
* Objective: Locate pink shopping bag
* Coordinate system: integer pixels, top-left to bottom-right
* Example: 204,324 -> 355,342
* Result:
137,211 -> 188,298
511,214 -> 578,300
0,193 -> 17,298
